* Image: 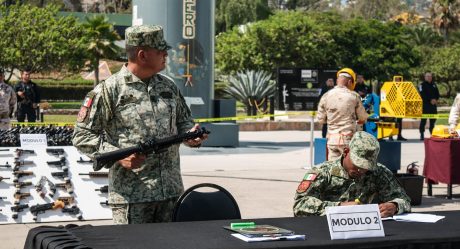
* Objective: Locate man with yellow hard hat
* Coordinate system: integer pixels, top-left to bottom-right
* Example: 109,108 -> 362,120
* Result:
315,68 -> 368,161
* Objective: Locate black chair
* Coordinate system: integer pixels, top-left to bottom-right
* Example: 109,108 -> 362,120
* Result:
172,183 -> 241,222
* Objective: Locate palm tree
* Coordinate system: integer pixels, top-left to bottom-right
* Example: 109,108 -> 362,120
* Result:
225,70 -> 275,116
430,0 -> 460,42
82,15 -> 121,86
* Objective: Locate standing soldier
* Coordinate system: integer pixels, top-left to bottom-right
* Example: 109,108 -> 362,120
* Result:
419,72 -> 439,140
0,68 -> 17,130
72,25 -> 207,224
316,68 -> 368,161
14,69 -> 41,122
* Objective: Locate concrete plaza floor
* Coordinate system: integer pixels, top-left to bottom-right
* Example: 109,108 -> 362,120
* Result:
3,129 -> 459,249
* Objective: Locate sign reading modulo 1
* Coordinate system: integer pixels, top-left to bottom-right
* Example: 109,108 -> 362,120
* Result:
326,204 -> 384,240
183,0 -> 196,39
20,134 -> 47,147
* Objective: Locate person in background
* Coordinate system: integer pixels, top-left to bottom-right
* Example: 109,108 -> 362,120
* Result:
293,131 -> 411,218
354,74 -> 370,99
448,93 -> 460,136
0,68 -> 17,130
320,78 -> 335,138
316,68 -> 368,161
14,69 -> 40,122
419,72 -> 439,140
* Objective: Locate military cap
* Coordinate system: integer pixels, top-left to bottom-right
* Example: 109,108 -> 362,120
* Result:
349,131 -> 380,170
125,25 -> 171,51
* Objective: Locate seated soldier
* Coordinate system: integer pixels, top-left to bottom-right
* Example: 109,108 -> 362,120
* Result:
293,131 -> 411,218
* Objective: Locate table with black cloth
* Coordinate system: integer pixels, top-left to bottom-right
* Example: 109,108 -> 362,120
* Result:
423,138 -> 460,199
25,211 -> 460,249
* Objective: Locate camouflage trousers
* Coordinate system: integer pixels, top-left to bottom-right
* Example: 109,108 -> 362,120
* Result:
110,198 -> 177,224
0,112 -> 10,130
327,144 -> 347,161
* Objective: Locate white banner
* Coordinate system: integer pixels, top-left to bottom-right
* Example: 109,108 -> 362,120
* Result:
326,204 -> 385,240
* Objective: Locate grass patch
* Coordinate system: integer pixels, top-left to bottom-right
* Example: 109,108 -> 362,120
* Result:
43,115 -> 77,123
48,102 -> 82,109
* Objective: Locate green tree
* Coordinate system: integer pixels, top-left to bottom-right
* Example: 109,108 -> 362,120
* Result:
430,0 -> 460,42
346,0 -> 408,21
216,11 -> 336,74
407,24 -> 444,46
0,3 -> 87,82
82,15 -> 121,86
215,0 -> 271,34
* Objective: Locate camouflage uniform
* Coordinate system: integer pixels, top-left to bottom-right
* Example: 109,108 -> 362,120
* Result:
293,131 -> 411,216
448,93 -> 460,133
72,25 -> 194,224
316,85 -> 368,160
0,76 -> 17,130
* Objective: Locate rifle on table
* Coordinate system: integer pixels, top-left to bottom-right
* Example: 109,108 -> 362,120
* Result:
94,127 -> 210,168
0,149 -> 9,152
95,185 -> 108,193
12,159 -> 34,171
14,149 -> 35,158
30,200 -> 65,221
47,156 -> 68,172
48,180 -> 74,196
13,170 -> 33,183
0,176 -> 10,182
46,148 -> 65,156
51,171 -> 70,181
15,181 -> 32,190
77,157 -> 93,164
79,172 -> 108,178
0,162 -> 11,168
62,205 -> 83,220
14,191 -> 31,201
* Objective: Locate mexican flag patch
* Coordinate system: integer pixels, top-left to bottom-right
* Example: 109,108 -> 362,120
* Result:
303,173 -> 317,181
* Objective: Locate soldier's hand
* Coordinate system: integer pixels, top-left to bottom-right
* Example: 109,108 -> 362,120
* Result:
17,91 -> 25,97
379,202 -> 397,218
183,124 -> 208,148
430,99 -> 437,105
340,201 -> 358,206
118,153 -> 146,170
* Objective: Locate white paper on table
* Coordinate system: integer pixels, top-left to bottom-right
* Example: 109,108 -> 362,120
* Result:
231,233 -> 306,242
382,213 -> 445,223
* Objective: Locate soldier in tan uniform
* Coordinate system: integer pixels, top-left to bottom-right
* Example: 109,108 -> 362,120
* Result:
0,69 -> 17,130
72,25 -> 207,224
448,93 -> 460,135
316,68 -> 368,161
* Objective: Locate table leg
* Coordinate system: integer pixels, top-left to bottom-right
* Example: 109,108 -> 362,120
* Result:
428,182 -> 432,196
447,184 -> 452,199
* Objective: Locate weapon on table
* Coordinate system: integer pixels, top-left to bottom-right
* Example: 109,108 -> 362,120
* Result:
100,200 -> 109,206
11,204 -> 29,219
0,162 -> 11,168
14,190 -> 31,201
30,200 -> 65,221
77,157 -> 93,164
14,149 -> 35,158
48,180 -> 74,196
62,205 -> 83,220
35,176 -> 48,198
46,148 -> 65,156
12,159 -> 34,171
94,127 -> 210,167
57,196 -> 75,205
0,176 -> 10,182
51,171 -> 69,181
13,170 -> 34,183
79,172 -> 109,177
14,181 -> 32,189
95,185 -> 108,193
47,156 -> 68,172
0,149 -> 9,152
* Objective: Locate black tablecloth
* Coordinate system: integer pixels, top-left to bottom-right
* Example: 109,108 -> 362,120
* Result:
25,211 -> 460,249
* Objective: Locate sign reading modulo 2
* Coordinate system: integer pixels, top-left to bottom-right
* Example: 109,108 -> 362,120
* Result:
183,0 -> 196,39
326,204 -> 385,240
20,134 -> 47,147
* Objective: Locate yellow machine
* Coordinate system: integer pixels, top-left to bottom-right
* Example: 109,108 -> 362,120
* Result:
376,76 -> 423,139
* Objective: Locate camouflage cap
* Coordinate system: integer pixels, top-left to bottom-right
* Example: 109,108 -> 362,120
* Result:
125,25 -> 171,51
349,131 -> 380,170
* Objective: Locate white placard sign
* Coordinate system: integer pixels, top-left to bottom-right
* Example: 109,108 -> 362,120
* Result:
326,204 -> 385,240
20,134 -> 47,147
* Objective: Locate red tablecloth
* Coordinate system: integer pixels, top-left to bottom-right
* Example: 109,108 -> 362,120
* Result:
423,138 -> 460,184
